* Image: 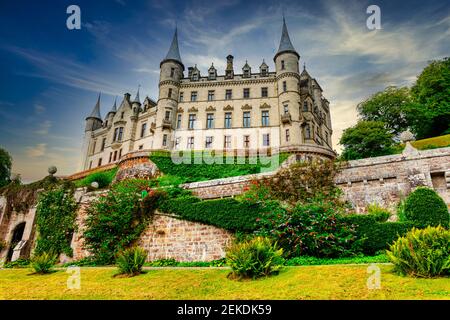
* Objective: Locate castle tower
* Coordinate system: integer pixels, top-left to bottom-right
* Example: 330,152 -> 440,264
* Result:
154,27 -> 184,150
81,94 -> 103,170
274,17 -> 301,148
128,87 -> 142,152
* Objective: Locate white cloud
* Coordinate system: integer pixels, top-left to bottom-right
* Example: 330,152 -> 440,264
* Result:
34,120 -> 52,135
25,143 -> 47,157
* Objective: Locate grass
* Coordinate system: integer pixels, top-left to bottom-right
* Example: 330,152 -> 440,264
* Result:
285,254 -> 389,266
74,168 -> 118,188
149,151 -> 290,183
0,265 -> 449,299
394,134 -> 450,153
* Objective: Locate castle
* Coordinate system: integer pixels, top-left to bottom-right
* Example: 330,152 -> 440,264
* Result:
81,18 -> 335,171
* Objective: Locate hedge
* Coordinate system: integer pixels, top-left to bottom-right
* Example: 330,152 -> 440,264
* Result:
342,214 -> 416,255
159,196 -> 263,232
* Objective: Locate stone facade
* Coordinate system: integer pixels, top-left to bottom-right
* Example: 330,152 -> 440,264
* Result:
81,18 -> 335,173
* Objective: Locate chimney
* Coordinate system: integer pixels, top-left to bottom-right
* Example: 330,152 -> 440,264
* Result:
188,67 -> 194,78
124,93 -> 131,102
225,55 -> 234,79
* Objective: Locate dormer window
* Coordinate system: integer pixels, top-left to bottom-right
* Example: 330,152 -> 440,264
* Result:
243,69 -> 250,78
209,71 -> 216,80
192,72 -> 199,81
242,61 -> 251,78
261,68 -> 268,76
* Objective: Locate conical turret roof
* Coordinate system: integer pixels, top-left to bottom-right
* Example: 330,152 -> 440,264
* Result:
161,27 -> 184,69
274,17 -> 299,60
87,93 -> 102,120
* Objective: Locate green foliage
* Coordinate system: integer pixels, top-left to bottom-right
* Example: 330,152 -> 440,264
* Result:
342,214 -> 416,255
35,186 -> 78,257
340,121 -> 395,160
116,246 -> 147,276
3,258 -> 30,268
285,253 -> 389,266
367,204 -> 391,222
156,174 -> 187,186
357,86 -> 412,136
402,187 -> 449,227
409,57 -> 450,139
256,203 -> 359,258
159,196 -> 263,232
0,147 -> 12,188
387,226 -> 450,277
74,168 -> 118,189
83,180 -> 166,264
226,237 -> 284,279
30,252 -> 58,274
150,151 -> 289,183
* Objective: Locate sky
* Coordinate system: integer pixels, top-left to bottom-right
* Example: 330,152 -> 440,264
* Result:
0,0 -> 449,182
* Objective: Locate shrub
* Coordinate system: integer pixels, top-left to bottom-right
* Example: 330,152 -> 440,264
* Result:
3,258 -> 30,269
402,187 -> 449,227
83,180 -> 165,264
226,237 -> 284,279
74,168 -> 117,189
342,214 -> 415,255
30,252 -> 58,274
387,226 -> 450,277
256,202 -> 359,258
159,197 -> 264,232
116,247 -> 147,276
367,204 -> 391,222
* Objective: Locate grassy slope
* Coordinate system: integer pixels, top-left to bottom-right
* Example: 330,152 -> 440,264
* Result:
1,265 -> 449,300
411,134 -> 450,149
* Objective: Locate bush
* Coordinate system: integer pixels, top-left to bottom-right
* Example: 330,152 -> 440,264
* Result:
74,168 -> 117,189
387,226 -> 450,277
159,197 -> 264,232
367,204 -> 391,222
116,247 -> 147,276
3,258 -> 30,269
342,214 -> 415,255
402,187 -> 449,227
256,202 -> 359,258
226,237 -> 284,279
285,254 -> 389,266
30,252 -> 58,274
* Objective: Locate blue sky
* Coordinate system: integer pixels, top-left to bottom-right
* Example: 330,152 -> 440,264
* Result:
0,0 -> 449,182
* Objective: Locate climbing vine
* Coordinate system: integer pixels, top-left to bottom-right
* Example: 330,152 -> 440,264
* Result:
83,180 -> 166,265
35,186 -> 78,256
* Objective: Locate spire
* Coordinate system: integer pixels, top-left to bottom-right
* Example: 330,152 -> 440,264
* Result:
87,93 -> 102,120
107,96 -> 117,116
274,16 -> 299,61
161,27 -> 184,69
133,85 -> 141,104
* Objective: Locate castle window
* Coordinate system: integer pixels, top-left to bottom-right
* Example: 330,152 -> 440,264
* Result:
170,67 -> 175,77
177,114 -> 182,129
209,70 -> 216,80
101,137 -> 106,151
113,150 -> 118,161
305,124 -> 311,139
303,101 -> 308,111
261,87 -> 268,98
243,88 -> 250,99
208,90 -> 215,101
138,145 -> 143,150
92,140 -> 96,155
243,111 -> 251,127
109,152 -> 112,163
261,110 -> 269,127
168,88 -> 172,98
281,60 -> 285,70
113,128 -> 119,141
243,135 -> 250,148
190,91 -> 197,102
192,72 -> 199,81
187,137 -> 194,149
89,161 -> 92,169
263,133 -> 270,147
188,114 -> 196,129
224,112 -> 232,128
283,81 -> 287,92
243,69 -> 250,78
205,136 -> 213,148
175,137 -> 180,149
140,123 -> 147,138
261,68 -> 268,77
119,148 -> 122,158
224,135 -> 231,149
165,110 -> 171,121
117,127 -> 124,141
284,105 -> 289,115
179,92 -> 184,102
206,113 -> 214,129
162,134 -> 168,147
286,129 -> 290,142
225,89 -> 232,100
325,132 -> 328,145
121,112 -> 124,119
98,158 -> 102,167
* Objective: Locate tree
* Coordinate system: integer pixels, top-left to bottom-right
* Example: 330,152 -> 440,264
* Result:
357,86 -> 412,136
339,121 -> 394,160
0,147 -> 12,188
408,57 -> 450,138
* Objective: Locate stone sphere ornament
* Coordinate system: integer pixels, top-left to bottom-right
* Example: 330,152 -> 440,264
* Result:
48,166 -> 57,176
91,181 -> 99,189
400,130 -> 415,143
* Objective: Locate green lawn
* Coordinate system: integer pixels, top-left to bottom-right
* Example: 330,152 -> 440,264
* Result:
1,265 -> 449,300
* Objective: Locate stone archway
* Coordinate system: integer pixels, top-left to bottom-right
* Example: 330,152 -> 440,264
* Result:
6,222 -> 26,262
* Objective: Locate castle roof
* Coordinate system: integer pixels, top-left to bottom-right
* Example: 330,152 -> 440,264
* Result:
106,96 -> 117,116
86,93 -> 102,120
133,86 -> 141,104
161,27 -> 184,70
274,17 -> 299,61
